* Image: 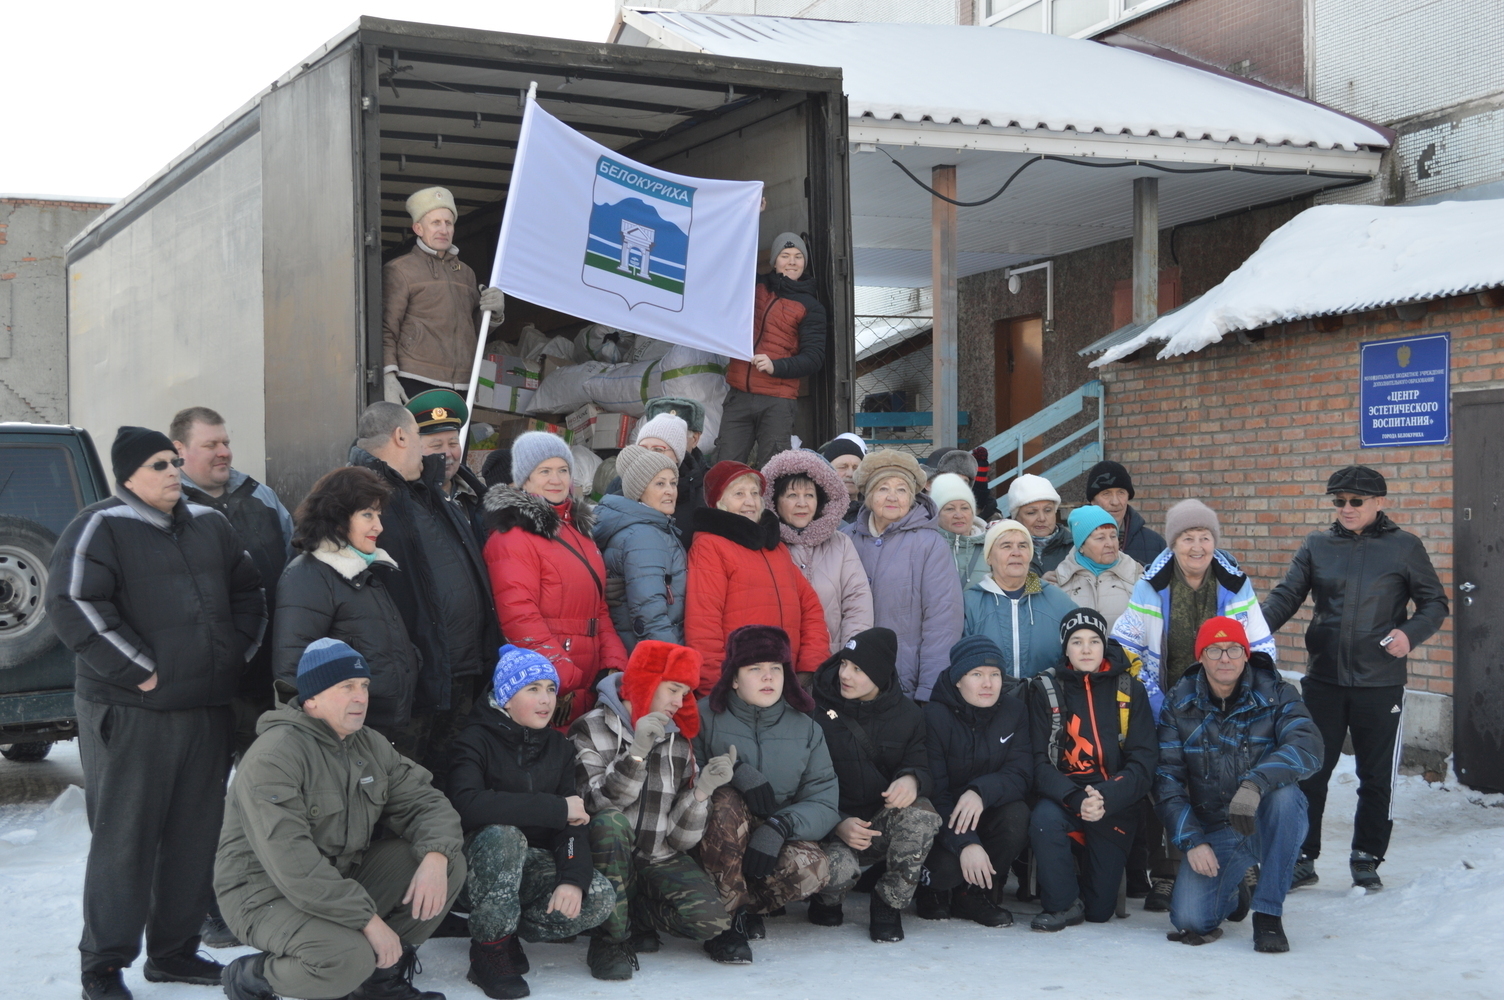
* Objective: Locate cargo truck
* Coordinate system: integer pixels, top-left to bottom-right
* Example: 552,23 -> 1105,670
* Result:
65,17 -> 854,503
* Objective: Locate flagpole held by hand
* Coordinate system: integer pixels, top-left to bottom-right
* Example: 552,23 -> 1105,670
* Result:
459,309 -> 493,447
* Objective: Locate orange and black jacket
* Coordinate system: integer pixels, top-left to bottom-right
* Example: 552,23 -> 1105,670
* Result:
1026,641 -> 1158,820
724,271 -> 828,400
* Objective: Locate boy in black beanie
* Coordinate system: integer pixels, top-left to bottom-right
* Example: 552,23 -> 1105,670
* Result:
809,628 -> 941,942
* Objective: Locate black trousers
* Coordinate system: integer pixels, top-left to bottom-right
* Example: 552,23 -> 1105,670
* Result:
715,389 -> 797,467
922,800 -> 1030,893
1298,677 -> 1405,861
76,699 -> 234,972
1030,799 -> 1137,922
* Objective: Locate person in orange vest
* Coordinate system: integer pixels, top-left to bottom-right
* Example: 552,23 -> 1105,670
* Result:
718,233 -> 827,465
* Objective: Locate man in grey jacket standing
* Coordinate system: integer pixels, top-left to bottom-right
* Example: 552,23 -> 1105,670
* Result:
1262,466 -> 1448,892
47,426 -> 266,1000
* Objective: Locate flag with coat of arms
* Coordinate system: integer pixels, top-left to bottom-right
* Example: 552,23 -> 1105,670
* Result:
490,95 -> 761,360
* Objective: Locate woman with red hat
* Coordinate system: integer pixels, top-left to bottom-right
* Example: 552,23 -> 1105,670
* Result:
567,641 -> 737,977
684,461 -> 830,694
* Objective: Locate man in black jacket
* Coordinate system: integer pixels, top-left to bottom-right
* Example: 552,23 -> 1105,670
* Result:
1262,465 -> 1448,892
46,426 -> 266,1000
407,389 -> 490,545
349,402 -> 500,777
809,628 -> 941,943
1156,617 -> 1322,952
1084,460 -> 1166,567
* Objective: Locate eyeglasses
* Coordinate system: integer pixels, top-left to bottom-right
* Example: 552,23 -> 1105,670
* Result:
1202,646 -> 1246,662
1331,497 -> 1371,508
148,457 -> 186,472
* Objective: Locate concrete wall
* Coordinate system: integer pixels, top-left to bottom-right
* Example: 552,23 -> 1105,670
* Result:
0,199 -> 111,423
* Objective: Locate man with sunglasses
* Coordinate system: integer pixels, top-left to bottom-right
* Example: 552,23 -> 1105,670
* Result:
1262,465 -> 1448,893
1155,617 -> 1321,952
46,426 -> 267,1000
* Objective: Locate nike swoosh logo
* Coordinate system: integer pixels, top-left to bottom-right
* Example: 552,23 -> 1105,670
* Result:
999,735 -> 1013,744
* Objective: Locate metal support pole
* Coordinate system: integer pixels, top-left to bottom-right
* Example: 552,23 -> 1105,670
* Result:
1132,176 -> 1159,326
932,164 -> 959,451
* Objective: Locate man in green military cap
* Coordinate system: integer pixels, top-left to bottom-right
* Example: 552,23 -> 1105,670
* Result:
406,389 -> 489,544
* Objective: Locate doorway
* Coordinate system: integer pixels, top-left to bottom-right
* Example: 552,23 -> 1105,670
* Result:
994,315 -> 1044,469
1452,386 -> 1504,792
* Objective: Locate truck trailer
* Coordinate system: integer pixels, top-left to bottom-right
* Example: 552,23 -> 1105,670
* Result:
65,17 -> 853,503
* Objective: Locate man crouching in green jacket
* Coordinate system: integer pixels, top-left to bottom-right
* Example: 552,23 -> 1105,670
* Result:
215,638 -> 466,1000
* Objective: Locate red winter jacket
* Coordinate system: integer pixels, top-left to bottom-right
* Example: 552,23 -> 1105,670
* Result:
482,488 -> 628,727
685,507 -> 830,694
724,272 -> 828,400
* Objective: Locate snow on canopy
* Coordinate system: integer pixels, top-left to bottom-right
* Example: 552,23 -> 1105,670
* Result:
626,9 -> 1391,151
1093,199 -> 1504,365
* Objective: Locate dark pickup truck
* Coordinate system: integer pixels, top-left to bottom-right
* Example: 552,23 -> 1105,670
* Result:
0,422 -> 111,761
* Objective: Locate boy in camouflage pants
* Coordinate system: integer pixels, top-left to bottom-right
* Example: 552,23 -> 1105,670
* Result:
569,641 -> 736,979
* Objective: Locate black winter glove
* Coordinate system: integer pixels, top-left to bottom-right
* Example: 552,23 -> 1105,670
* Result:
742,816 -> 790,881
1229,782 -> 1261,837
731,761 -> 777,818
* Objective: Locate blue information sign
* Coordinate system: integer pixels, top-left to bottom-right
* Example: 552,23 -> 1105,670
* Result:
1359,332 -> 1450,448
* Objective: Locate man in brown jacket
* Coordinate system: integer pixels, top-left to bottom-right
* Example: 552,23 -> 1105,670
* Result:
215,639 -> 466,1000
383,186 -> 506,404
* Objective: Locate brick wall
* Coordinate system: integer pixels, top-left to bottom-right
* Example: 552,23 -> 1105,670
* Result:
1111,0 -> 1306,97
1096,294 -> 1504,694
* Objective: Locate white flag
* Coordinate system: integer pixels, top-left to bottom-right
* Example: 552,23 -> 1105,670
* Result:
491,97 -> 761,360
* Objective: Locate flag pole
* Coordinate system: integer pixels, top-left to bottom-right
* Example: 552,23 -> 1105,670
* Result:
460,81 -> 538,449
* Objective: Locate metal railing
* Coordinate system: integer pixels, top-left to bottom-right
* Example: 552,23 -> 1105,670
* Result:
980,380 -> 1104,490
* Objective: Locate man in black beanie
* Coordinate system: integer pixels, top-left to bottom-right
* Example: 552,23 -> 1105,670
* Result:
819,436 -> 865,522
1084,459 -> 1166,566
808,628 -> 941,942
46,427 -> 267,1000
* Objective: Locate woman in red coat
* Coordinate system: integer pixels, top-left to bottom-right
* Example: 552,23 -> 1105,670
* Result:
686,461 -> 829,694
483,431 -> 628,727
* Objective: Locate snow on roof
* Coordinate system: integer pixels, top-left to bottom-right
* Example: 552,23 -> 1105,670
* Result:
1093,200 -> 1504,365
624,10 -> 1390,151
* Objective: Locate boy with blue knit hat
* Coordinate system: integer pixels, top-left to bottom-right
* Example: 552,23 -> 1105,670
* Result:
216,638 -> 466,1000
445,645 -> 617,996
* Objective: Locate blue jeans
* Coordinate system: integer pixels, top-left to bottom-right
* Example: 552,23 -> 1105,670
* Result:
1170,783 -> 1308,932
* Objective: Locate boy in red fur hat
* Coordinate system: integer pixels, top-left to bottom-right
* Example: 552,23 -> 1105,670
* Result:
568,641 -> 737,979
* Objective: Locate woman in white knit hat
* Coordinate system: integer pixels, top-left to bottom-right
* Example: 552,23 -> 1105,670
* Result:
930,472 -> 989,591
1005,473 -> 1072,578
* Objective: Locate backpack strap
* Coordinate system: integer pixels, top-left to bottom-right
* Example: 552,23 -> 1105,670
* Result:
826,708 -> 883,766
1037,668 -> 1065,770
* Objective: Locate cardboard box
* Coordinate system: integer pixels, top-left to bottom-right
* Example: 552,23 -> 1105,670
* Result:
540,354 -> 572,384
491,386 -> 536,414
523,419 -> 574,444
490,354 -> 541,390
567,403 -> 636,449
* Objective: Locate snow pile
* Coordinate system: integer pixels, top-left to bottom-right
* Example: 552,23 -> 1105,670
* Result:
1095,200 -> 1504,365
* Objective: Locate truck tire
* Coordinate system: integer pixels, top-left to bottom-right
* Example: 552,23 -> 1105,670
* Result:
0,742 -> 52,762
0,515 -> 58,669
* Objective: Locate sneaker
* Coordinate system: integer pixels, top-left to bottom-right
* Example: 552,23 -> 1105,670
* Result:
1126,869 -> 1152,899
869,898 -> 904,943
1252,912 -> 1290,953
1290,854 -> 1319,889
950,885 -> 1014,928
914,887 -> 951,920
200,912 -> 242,949
1143,877 -> 1175,913
586,936 -> 637,981
807,898 -> 844,927
352,945 -> 443,1000
80,969 -> 132,1000
221,953 -> 277,1000
468,936 -> 528,999
1030,899 -> 1086,932
1167,927 -> 1223,946
1350,851 -> 1383,892
703,909 -> 753,965
1228,873 -> 1253,923
143,946 -> 223,986
743,911 -> 766,940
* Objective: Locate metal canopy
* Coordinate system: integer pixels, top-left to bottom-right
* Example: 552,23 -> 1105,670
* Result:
620,9 -> 1389,288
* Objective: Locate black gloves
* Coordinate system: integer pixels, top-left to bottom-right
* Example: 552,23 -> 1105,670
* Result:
742,816 -> 790,881
731,761 -> 777,818
1229,782 -> 1261,837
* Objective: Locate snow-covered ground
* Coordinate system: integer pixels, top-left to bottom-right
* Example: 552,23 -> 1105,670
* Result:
3,741 -> 1500,1000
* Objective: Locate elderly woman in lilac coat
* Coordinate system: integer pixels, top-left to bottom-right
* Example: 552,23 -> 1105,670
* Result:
842,449 -> 963,701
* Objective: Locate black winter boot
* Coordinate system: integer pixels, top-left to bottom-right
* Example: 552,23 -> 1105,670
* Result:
143,945 -> 224,985
950,885 -> 1014,927
1252,912 -> 1290,953
80,969 -> 132,1000
807,897 -> 844,926
200,911 -> 242,949
221,953 -> 277,1000
468,936 -> 528,999
352,945 -> 443,1000
1350,851 -> 1383,892
586,935 -> 638,981
1030,899 -> 1086,932
703,908 -> 753,964
869,898 -> 904,943
914,886 -> 951,920
743,910 -> 766,940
